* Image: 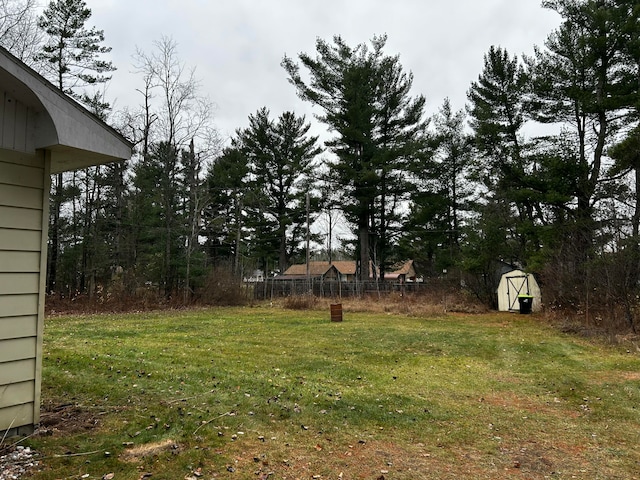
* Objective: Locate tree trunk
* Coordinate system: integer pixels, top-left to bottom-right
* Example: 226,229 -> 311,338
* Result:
358,220 -> 369,283
47,172 -> 63,295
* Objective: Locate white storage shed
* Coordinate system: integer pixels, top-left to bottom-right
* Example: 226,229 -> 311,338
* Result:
497,269 -> 542,313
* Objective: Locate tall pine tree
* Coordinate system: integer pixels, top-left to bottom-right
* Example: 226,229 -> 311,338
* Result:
282,35 -> 427,281
236,108 -> 321,273
35,0 -> 115,295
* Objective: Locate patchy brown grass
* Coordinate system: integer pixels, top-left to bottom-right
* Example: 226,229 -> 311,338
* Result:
222,438 -> 440,480
217,435 -> 614,480
276,287 -> 488,318
120,439 -> 179,463
28,306 -> 640,479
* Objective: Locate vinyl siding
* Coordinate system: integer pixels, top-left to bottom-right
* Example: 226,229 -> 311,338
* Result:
0,359 -> 36,385
0,183 -> 43,209
0,251 -> 41,272
0,159 -> 43,188
0,316 -> 38,340
1,90 -> 35,154
0,205 -> 42,230
0,403 -> 34,432
0,229 -> 41,251
0,381 -> 34,409
0,274 -> 39,295
0,294 -> 39,317
0,151 -> 45,434
0,54 -> 129,436
0,337 -> 37,363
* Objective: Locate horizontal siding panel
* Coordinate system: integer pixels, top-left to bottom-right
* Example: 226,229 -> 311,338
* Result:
0,337 -> 36,363
0,183 -> 43,209
0,273 -> 40,295
0,205 -> 41,230
0,228 -> 42,251
0,294 -> 38,318
0,381 -> 34,409
0,402 -> 34,431
0,251 -> 41,272
0,149 -> 42,169
0,359 -> 35,385
0,161 -> 43,188
0,315 -> 37,340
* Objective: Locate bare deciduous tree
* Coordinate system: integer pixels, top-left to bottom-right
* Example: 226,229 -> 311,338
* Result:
132,35 -> 218,154
0,0 -> 42,64
129,35 -> 220,298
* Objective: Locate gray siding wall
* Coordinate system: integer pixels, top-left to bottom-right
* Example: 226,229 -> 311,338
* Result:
1,89 -> 36,154
0,149 -> 46,434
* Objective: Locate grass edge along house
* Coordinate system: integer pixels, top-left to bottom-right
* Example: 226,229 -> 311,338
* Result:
0,46 -> 131,437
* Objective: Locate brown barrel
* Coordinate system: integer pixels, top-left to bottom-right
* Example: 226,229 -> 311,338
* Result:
330,303 -> 343,322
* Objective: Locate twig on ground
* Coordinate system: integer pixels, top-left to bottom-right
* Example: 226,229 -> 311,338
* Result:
0,419 -> 16,449
167,389 -> 216,405
192,412 -> 232,435
51,450 -> 102,458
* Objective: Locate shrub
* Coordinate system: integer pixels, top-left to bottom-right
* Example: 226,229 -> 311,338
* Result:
200,266 -> 249,306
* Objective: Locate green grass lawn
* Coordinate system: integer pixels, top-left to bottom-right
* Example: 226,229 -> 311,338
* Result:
21,306 -> 640,479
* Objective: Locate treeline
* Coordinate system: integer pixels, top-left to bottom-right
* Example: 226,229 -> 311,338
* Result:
2,1 -> 640,329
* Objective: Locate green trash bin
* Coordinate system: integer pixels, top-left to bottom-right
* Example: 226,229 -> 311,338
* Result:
517,295 -> 533,314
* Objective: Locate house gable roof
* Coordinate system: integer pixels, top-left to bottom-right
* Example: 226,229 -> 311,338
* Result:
282,261 -> 358,277
282,260 -> 413,278
0,46 -> 132,172
330,261 -> 357,275
283,262 -> 335,276
388,260 -> 414,276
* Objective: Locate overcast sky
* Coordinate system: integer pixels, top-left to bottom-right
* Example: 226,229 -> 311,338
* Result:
88,0 -> 562,144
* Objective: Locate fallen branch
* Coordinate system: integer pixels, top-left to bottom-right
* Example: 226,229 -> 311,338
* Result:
0,418 -> 16,448
192,412 -> 232,435
167,389 -> 216,405
52,450 -> 102,458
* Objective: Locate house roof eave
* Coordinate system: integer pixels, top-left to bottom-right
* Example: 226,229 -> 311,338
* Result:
0,46 -> 132,171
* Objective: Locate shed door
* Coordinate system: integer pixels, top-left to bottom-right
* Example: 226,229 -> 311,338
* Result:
506,275 -> 530,311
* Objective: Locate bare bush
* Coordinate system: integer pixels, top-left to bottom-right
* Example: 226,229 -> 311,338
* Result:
200,267 -> 249,306
539,246 -> 640,334
282,294 -> 318,310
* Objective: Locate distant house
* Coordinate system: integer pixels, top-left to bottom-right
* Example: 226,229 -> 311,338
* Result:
280,260 -> 415,282
329,261 -> 359,281
280,261 -> 342,281
0,46 -> 132,437
244,270 -> 265,283
384,260 -> 417,283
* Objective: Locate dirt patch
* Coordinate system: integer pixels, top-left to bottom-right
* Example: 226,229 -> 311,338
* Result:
480,392 -> 571,417
37,402 -> 102,436
588,370 -> 640,385
621,371 -> 640,381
